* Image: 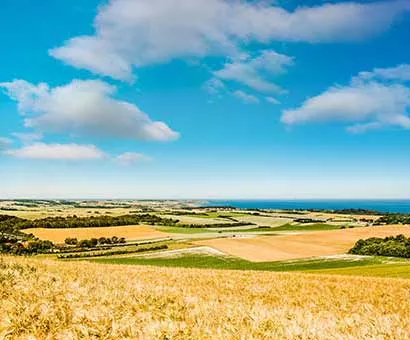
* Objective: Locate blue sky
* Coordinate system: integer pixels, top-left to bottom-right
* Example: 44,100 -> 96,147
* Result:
1,0 -> 410,199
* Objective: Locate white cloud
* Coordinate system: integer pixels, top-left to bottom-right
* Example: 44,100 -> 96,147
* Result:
214,51 -> 293,94
50,36 -> 134,82
6,143 -> 105,160
49,0 -> 410,80
116,152 -> 151,165
0,79 -> 180,141
356,64 -> 410,82
0,137 -> 13,150
266,97 -> 281,105
233,90 -> 259,104
281,65 -> 410,132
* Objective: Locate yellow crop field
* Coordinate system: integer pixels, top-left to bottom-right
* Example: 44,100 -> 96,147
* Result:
196,225 -> 410,261
22,225 -> 169,243
1,256 -> 410,339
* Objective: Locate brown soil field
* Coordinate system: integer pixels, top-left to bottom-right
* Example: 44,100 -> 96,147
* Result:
23,225 -> 169,243
2,256 -> 410,339
195,225 -> 410,262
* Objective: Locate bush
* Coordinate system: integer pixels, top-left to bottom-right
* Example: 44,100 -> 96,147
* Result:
65,238 -> 78,245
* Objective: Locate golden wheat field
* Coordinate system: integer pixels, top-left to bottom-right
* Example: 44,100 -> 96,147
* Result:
22,225 -> 170,243
196,225 -> 410,261
1,256 -> 410,339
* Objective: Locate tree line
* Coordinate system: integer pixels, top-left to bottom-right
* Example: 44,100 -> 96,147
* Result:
375,214 -> 410,225
65,236 -> 127,247
177,222 -> 255,229
2,213 -> 179,230
349,234 -> 410,258
58,244 -> 168,259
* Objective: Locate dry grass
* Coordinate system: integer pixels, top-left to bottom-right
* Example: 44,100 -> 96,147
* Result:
1,256 -> 410,339
196,225 -> 410,261
22,225 -> 169,243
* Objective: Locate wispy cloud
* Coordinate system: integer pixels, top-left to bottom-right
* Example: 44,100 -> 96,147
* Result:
355,64 -> 410,82
213,51 -> 293,94
116,152 -> 152,165
233,90 -> 259,104
12,132 -> 43,144
6,143 -> 106,161
0,137 -> 13,150
204,78 -> 226,96
266,97 -> 281,105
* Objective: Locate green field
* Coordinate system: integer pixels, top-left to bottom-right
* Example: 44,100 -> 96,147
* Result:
309,263 -> 410,278
155,226 -> 213,234
159,211 -> 252,219
230,223 -> 342,233
271,223 -> 343,231
155,223 -> 341,234
92,254 -> 387,271
90,253 -> 410,278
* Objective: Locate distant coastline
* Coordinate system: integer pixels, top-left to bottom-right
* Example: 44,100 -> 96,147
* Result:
203,199 -> 410,214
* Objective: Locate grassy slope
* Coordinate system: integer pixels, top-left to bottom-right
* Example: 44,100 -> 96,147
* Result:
92,254 -> 380,271
92,254 -> 410,278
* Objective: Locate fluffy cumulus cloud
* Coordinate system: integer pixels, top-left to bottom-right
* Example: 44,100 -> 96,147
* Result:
49,0 -> 410,80
233,90 -> 259,104
281,64 -> 410,132
213,51 -> 293,94
116,152 -> 151,165
6,143 -> 105,160
0,79 -> 179,141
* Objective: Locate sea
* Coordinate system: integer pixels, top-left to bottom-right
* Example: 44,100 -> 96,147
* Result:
203,200 -> 410,214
